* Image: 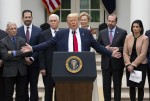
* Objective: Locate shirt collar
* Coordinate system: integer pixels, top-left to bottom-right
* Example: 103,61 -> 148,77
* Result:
69,28 -> 79,34
108,26 -> 116,32
24,24 -> 32,30
50,28 -> 58,33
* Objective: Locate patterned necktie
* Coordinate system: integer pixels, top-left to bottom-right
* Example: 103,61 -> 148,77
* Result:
109,30 -> 113,44
26,27 -> 30,43
72,31 -> 78,52
12,37 -> 17,49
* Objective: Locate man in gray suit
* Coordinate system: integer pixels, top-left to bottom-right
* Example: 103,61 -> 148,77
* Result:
97,14 -> 127,101
0,22 -> 29,101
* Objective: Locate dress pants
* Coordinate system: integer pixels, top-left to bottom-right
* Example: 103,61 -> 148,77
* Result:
25,65 -> 39,101
3,73 -> 27,101
102,69 -> 123,101
42,73 -> 56,101
147,68 -> 150,100
0,68 -> 4,101
130,87 -> 144,101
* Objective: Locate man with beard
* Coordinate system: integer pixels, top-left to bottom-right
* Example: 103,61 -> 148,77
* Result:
17,10 -> 41,101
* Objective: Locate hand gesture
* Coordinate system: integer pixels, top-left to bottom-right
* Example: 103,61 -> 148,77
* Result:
111,48 -> 121,58
21,43 -> 32,53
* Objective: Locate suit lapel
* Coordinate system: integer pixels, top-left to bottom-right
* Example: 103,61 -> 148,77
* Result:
7,37 -> 15,50
104,29 -> 110,45
15,37 -> 20,50
79,28 -> 85,51
30,26 -> 34,43
65,29 -> 69,51
21,26 -> 26,38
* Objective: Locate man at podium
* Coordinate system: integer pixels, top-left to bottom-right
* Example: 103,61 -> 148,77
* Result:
21,12 -> 122,101
21,13 -> 121,59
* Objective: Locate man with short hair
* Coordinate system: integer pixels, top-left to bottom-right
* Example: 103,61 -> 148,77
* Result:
97,14 -> 127,101
21,13 -> 121,64
17,9 -> 41,101
39,14 -> 59,101
0,22 -> 28,101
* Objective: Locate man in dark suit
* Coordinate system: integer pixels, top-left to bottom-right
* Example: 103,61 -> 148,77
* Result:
17,10 -> 41,101
0,29 -> 7,101
97,14 -> 127,101
21,13 -> 121,61
145,30 -> 150,100
39,14 -> 59,101
0,22 -> 29,101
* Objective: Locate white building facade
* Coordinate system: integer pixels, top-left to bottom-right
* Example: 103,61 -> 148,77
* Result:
0,0 -> 150,33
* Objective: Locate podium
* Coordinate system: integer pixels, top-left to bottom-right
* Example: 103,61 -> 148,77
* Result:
52,52 -> 97,101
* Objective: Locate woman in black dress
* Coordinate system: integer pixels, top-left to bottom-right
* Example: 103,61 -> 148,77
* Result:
123,20 -> 149,101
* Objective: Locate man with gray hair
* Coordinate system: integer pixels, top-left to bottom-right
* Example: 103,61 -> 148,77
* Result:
39,14 -> 60,101
0,22 -> 29,101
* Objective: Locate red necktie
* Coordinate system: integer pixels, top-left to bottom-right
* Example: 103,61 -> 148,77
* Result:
26,27 -> 30,43
109,30 -> 113,44
73,31 -> 78,52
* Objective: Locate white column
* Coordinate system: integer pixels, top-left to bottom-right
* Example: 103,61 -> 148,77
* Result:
0,0 -> 22,30
130,0 -> 150,32
116,0 -> 131,33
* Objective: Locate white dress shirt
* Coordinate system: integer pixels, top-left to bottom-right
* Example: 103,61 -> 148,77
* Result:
24,24 -> 32,39
68,28 -> 81,52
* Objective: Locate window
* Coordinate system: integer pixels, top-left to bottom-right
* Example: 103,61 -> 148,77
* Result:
80,0 -> 100,22
55,0 -> 71,22
53,0 -> 104,28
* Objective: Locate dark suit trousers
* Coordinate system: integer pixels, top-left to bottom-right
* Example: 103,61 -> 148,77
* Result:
25,65 -> 39,101
147,68 -> 150,100
102,68 -> 123,101
42,73 -> 55,101
3,73 -> 27,101
0,68 -> 4,101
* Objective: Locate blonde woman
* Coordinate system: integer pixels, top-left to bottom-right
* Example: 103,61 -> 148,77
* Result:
79,12 -> 96,38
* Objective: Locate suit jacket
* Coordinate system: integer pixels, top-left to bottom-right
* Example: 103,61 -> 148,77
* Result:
0,36 -> 28,77
0,30 -> 7,76
39,29 -> 56,74
123,33 -> 149,67
97,27 -> 127,70
145,30 -> 150,69
0,30 -> 8,39
33,28 -> 112,57
17,25 -> 41,61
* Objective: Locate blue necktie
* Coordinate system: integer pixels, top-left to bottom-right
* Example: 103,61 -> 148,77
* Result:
12,37 -> 17,49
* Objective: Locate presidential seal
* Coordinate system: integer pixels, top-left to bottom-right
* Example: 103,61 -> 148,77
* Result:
66,56 -> 83,73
